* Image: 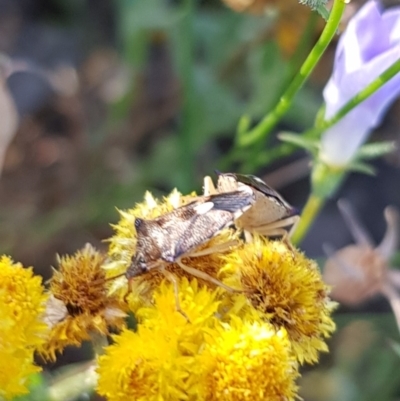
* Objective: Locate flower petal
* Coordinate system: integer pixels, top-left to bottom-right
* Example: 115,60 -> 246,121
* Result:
321,0 -> 400,165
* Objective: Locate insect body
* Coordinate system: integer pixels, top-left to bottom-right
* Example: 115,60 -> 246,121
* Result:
204,172 -> 299,239
123,172 -> 297,317
128,190 -> 253,276
125,189 -> 254,316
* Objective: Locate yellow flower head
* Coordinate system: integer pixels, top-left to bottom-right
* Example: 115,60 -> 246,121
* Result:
41,244 -> 126,360
104,189 -> 240,310
136,277 -> 222,328
97,278 -> 297,401
0,256 -> 48,400
97,279 -> 222,401
198,318 -> 299,401
224,236 -> 336,364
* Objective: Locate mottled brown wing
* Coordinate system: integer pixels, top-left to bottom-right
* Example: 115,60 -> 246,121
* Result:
161,190 -> 253,261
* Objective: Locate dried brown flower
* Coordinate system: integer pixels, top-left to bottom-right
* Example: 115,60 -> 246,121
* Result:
324,200 -> 400,329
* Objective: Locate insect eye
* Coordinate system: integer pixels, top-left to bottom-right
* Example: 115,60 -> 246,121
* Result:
134,218 -> 143,229
136,256 -> 148,273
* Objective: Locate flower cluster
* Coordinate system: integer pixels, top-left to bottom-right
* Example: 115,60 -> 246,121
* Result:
0,188 -> 335,401
97,279 -> 300,401
96,189 -> 336,400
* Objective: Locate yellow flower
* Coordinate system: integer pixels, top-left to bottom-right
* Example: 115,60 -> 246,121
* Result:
97,279 -> 222,401
0,256 -> 48,400
97,278 -> 299,401
97,279 -> 299,401
223,236 -> 336,364
97,325 -> 194,401
40,244 -> 126,361
136,278 -> 222,327
198,318 -> 299,401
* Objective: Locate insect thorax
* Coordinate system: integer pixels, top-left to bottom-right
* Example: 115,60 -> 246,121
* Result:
236,189 -> 292,228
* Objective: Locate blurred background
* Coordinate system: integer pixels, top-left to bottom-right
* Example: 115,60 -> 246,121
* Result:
1,0 -> 400,400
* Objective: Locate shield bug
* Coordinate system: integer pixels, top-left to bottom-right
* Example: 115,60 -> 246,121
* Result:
125,189 -> 254,317
203,172 -> 299,240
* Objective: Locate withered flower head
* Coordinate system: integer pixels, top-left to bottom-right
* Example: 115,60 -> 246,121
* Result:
324,200 -> 400,330
40,244 -> 126,360
324,200 -> 398,304
224,235 -> 336,364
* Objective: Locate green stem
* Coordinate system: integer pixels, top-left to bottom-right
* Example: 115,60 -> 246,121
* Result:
291,193 -> 324,245
90,332 -> 109,357
48,362 -> 97,401
237,0 -> 346,148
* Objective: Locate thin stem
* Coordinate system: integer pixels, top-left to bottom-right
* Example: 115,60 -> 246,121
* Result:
90,332 -> 109,357
291,193 -> 324,245
381,283 -> 400,333
237,0 -> 346,148
48,362 -> 97,401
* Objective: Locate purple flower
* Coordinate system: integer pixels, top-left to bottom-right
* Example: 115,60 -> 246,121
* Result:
320,0 -> 400,167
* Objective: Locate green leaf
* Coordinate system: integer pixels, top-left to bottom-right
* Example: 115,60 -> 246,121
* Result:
278,132 -> 319,153
237,115 -> 251,138
299,0 -> 329,20
388,339 -> 400,359
14,373 -> 50,401
390,252 -> 400,268
348,161 -> 376,175
356,141 -> 396,160
314,104 -> 326,129
316,4 -> 330,20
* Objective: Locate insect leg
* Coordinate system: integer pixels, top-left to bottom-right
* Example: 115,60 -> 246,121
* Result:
243,231 -> 253,242
187,240 -> 239,258
160,267 -> 190,322
287,215 -> 300,238
176,260 -> 241,293
248,215 -> 300,238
